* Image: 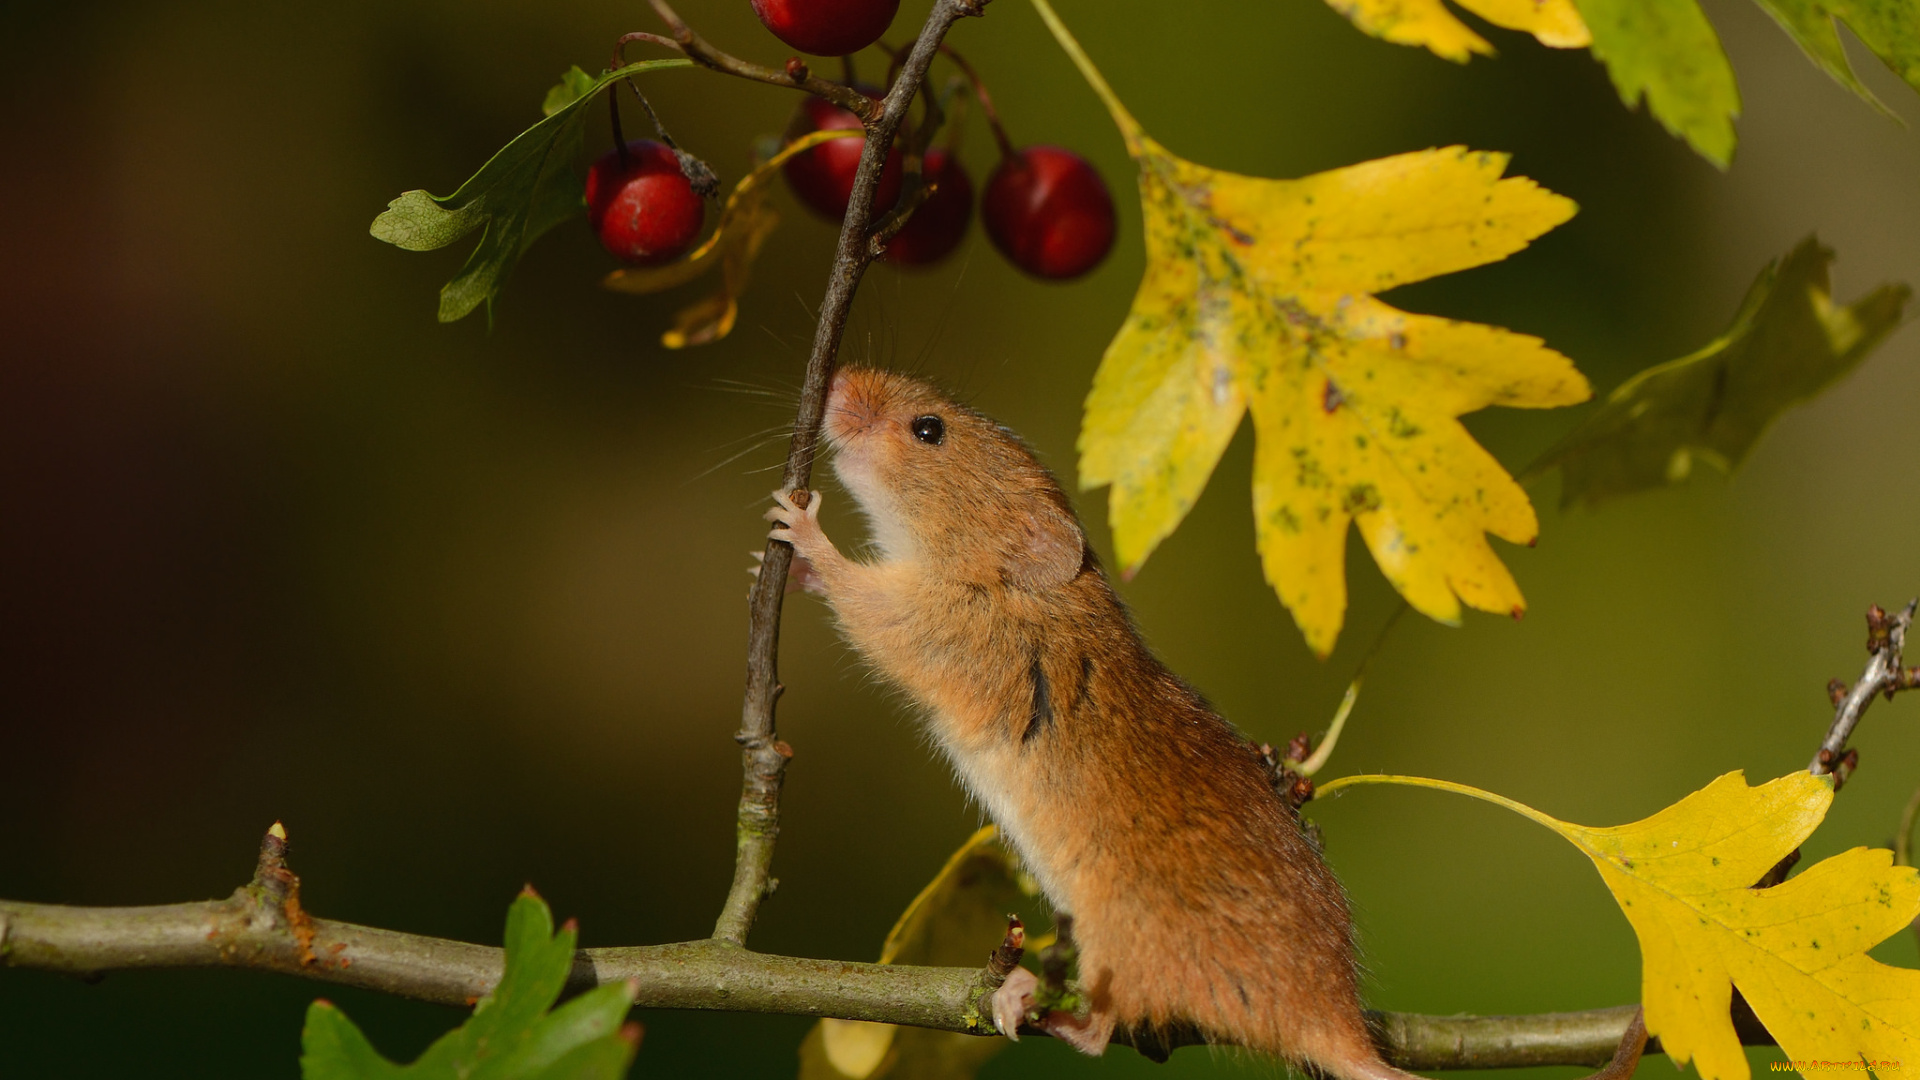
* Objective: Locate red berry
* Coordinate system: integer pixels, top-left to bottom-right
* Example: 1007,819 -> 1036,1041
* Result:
982,145 -> 1116,280
881,149 -> 973,267
750,0 -> 900,57
586,140 -> 705,265
782,89 -> 903,222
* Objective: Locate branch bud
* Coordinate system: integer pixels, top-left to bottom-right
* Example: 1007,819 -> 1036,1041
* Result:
1867,604 -> 1891,653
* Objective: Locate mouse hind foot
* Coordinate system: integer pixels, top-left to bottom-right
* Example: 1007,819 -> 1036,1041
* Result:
990,966 -> 1116,1055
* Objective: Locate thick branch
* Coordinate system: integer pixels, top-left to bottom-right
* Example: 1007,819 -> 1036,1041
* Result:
712,0 -> 987,948
1809,599 -> 1916,774
0,888 -> 1773,1067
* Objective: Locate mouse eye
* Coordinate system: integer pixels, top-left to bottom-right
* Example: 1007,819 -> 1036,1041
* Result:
909,414 -> 945,446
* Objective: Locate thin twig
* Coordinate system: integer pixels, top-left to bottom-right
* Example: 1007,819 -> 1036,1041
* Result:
642,0 -> 879,119
1586,1007 -> 1648,1080
710,0 -> 990,948
1809,599 -> 1916,774
1751,600 -> 1918,888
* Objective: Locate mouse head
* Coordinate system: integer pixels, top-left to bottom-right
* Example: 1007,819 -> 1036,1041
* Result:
823,367 -> 1087,590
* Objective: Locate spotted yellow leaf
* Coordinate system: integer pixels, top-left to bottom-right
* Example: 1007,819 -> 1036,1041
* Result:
1319,770 -> 1920,1080
603,129 -> 856,347
1035,0 -> 1591,657
1322,0 -> 1591,62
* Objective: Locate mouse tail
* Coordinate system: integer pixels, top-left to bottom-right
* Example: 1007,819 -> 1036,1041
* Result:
1284,1020 -> 1428,1080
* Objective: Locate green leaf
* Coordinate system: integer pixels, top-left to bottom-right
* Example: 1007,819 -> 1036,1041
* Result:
1530,237 -> 1910,508
1750,0 -> 1920,112
300,890 -> 640,1080
541,65 -> 600,118
370,59 -> 693,324
302,1003 -> 409,1080
1572,0 -> 1741,167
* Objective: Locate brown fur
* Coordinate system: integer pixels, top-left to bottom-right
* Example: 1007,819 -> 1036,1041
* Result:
770,368 -> 1406,1077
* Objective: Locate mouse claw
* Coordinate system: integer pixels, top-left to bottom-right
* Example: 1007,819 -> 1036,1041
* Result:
991,966 -> 1037,1041
766,488 -> 821,531
990,966 -> 1113,1055
747,548 -> 826,597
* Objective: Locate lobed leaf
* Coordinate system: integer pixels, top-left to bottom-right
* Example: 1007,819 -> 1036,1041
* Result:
1321,0 -> 1920,168
1751,0 -> 1920,112
1321,0 -> 1590,63
1573,0 -> 1741,168
300,890 -> 639,1080
1036,0 -> 1589,657
370,60 -> 692,324
1531,237 -> 1910,508
1318,770 -> 1920,1080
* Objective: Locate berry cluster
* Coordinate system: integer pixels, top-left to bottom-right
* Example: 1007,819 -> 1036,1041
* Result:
587,6 -> 1117,282
777,48 -> 1115,277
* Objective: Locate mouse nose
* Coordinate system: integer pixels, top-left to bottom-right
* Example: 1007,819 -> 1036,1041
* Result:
821,368 -> 862,442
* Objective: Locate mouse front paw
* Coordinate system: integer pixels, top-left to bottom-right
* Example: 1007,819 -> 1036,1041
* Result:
764,488 -> 839,571
747,549 -> 827,597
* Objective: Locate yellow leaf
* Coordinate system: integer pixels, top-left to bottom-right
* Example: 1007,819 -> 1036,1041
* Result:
1036,0 -> 1591,656
1322,0 -> 1591,63
797,827 -> 1042,1080
603,129 -> 857,348
1318,770 -> 1920,1080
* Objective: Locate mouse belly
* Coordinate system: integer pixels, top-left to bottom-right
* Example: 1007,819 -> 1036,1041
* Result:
934,723 -> 1077,907
932,712 -> 1384,1073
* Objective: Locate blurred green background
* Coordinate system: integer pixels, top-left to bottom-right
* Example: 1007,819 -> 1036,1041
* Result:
2,0 -> 1917,1076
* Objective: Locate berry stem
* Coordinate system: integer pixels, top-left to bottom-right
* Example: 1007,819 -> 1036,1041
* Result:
937,76 -> 969,153
609,92 -> 630,170
622,78 -> 720,197
938,45 -> 1015,160
644,0 -> 880,120
610,31 -> 680,73
622,79 -> 675,148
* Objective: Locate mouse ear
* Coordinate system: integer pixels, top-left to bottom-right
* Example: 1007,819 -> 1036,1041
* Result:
1006,499 -> 1086,590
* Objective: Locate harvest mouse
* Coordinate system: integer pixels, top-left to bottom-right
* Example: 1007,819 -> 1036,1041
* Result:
762,367 -> 1415,1077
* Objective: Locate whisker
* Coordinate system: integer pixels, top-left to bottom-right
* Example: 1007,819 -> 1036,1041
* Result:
688,432 -> 794,484
703,423 -> 796,453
